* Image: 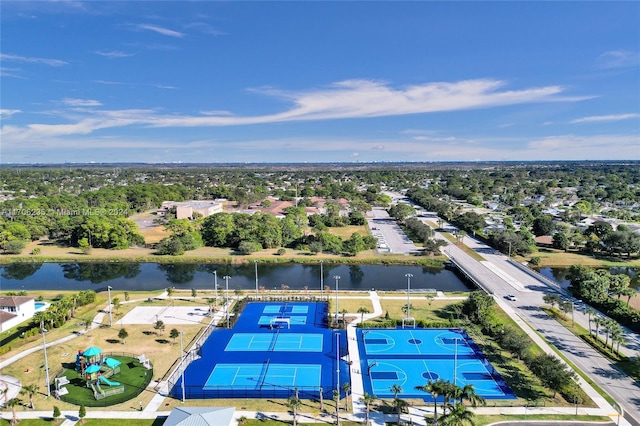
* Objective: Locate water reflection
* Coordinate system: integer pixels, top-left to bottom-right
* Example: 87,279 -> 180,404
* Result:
1,263 -> 42,280
0,262 -> 472,292
61,263 -> 140,284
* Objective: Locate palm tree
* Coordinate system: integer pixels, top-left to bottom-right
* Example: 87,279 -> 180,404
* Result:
359,392 -> 377,426
357,306 -> 371,323
6,398 -> 21,425
319,386 -> 324,411
441,381 -> 459,415
585,307 -> 596,337
609,323 -> 624,352
390,384 -> 402,400
342,382 -> 351,410
458,384 -> 485,408
614,333 -> 627,354
592,316 -> 603,341
603,318 -> 615,348
415,379 -> 445,424
287,395 -> 301,426
439,402 -> 476,426
20,383 -> 39,409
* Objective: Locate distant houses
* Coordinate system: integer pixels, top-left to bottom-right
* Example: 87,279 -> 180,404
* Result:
0,296 -> 36,333
159,201 -> 224,220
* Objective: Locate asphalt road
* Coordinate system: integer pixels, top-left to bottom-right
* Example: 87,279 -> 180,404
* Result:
442,231 -> 640,426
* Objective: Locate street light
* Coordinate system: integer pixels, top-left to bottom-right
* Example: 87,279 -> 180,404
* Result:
213,270 -> 218,302
41,321 -> 50,397
333,275 -> 340,326
320,261 -> 324,300
107,286 -> 113,327
336,332 -> 341,426
224,276 -> 231,328
254,260 -> 259,297
179,330 -> 185,403
405,273 -> 413,319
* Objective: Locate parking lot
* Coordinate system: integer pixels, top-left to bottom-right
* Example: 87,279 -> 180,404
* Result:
368,207 -> 418,254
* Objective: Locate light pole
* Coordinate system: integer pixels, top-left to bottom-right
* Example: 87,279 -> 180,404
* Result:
507,241 -> 512,258
336,332 -> 341,426
107,285 -> 113,327
333,275 -> 340,326
41,321 -> 50,397
320,261 -> 324,300
254,260 -> 259,297
405,273 -> 413,319
224,276 -> 231,328
179,331 -> 185,403
213,270 -> 218,302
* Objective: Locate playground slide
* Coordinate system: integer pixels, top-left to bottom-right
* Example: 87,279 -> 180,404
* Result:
98,375 -> 120,386
91,382 -> 105,396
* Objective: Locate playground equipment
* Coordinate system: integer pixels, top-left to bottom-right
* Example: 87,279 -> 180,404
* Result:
137,354 -> 152,370
79,347 -> 125,400
99,375 -> 120,386
54,376 -> 70,396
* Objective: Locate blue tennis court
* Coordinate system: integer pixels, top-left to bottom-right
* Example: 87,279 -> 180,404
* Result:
203,363 -> 321,389
358,328 -> 514,401
263,305 -> 309,314
173,301 -> 348,400
225,333 -> 323,352
258,315 -> 307,326
363,329 -> 477,356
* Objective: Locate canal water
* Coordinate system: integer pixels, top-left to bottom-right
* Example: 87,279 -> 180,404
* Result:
0,262 -> 473,292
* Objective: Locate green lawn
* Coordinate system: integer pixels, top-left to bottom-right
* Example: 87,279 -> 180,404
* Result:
59,355 -> 152,407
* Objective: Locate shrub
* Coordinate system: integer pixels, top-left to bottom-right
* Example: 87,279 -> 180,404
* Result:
237,240 -> 262,254
277,248 -> 287,256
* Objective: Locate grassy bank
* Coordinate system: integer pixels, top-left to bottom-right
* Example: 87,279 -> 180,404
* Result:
1,240 -> 444,267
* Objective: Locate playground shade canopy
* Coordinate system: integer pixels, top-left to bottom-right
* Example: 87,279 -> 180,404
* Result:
85,365 -> 101,373
104,357 -> 121,368
84,346 -> 102,357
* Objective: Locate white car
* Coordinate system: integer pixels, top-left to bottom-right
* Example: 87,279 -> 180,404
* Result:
505,294 -> 517,301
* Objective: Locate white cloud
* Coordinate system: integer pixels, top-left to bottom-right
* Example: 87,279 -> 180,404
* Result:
525,134 -> 640,158
598,50 -> 640,69
0,109 -> 21,117
571,113 -> 640,124
135,24 -> 185,38
0,67 -> 27,79
62,98 -> 102,107
94,50 -> 135,58
151,78 -> 589,127
1,78 -> 591,140
184,22 -> 227,36
93,80 -> 124,85
0,53 -> 67,67
153,84 -> 177,90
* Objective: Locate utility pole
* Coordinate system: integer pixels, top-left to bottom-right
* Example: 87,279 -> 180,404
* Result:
224,276 -> 231,328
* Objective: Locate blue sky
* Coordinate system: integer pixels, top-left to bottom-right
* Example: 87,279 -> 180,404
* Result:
1,1 -> 639,163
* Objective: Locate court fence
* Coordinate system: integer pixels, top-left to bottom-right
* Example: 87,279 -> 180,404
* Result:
165,317 -> 216,396
172,384 -> 330,400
